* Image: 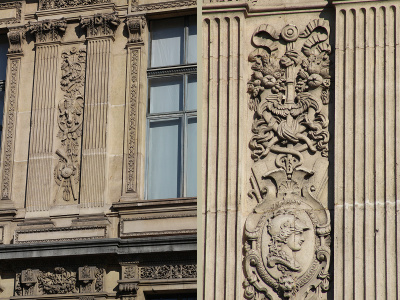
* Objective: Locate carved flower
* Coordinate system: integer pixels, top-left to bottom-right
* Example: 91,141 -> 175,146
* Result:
307,74 -> 323,88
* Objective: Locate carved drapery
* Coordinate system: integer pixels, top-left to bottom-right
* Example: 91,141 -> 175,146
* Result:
54,47 -> 86,204
244,19 -> 331,300
15,266 -> 104,296
39,0 -> 110,10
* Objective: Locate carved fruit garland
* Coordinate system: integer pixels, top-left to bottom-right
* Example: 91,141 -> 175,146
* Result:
54,48 -> 86,203
244,19 -> 331,300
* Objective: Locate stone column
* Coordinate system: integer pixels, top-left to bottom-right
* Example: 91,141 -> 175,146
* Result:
25,19 -> 67,213
0,26 -> 25,214
332,1 -> 400,299
121,15 -> 146,200
201,14 -> 245,300
79,13 -> 120,208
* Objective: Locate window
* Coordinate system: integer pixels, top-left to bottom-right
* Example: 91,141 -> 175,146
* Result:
146,294 -> 197,300
146,16 -> 197,200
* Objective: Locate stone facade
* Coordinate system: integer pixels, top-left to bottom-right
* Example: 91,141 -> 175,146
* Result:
201,0 -> 400,299
0,1 -> 197,299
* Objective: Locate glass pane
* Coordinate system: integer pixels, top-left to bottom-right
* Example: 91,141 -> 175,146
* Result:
187,16 -> 197,64
186,74 -> 197,111
147,119 -> 182,199
151,18 -> 184,67
186,117 -> 197,197
0,36 -> 7,80
149,77 -> 183,114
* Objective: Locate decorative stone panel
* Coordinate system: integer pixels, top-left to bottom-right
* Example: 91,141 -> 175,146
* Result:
244,19 -> 331,300
39,0 -> 110,10
0,2 -> 22,27
15,266 -> 104,297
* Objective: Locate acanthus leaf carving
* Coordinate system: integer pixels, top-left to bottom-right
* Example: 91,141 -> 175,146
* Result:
54,47 -> 86,203
126,15 -> 146,44
27,19 -> 67,43
80,13 -> 120,38
244,19 -> 331,300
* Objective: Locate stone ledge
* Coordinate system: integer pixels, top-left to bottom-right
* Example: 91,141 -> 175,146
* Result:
0,236 -> 197,260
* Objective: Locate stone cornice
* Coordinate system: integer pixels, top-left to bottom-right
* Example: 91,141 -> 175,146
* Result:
0,236 -> 197,260
132,0 -> 196,13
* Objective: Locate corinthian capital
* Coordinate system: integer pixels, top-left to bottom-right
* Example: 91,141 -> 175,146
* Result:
80,13 -> 120,39
26,19 -> 67,43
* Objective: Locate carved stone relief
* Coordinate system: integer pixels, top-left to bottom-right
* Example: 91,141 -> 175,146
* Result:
15,266 -> 104,296
54,47 -> 86,204
244,19 -> 331,300
27,19 -> 67,43
139,264 -> 197,279
125,48 -> 140,194
80,13 -> 120,38
39,0 -> 110,10
1,58 -> 21,200
7,26 -> 25,54
126,16 -> 146,44
131,0 -> 196,12
0,2 -> 22,26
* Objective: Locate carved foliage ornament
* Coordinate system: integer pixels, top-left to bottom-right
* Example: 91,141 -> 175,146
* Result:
1,59 -> 19,200
15,267 -> 104,296
80,13 -> 120,38
139,264 -> 197,280
39,0 -> 110,10
126,49 -> 139,193
27,19 -> 67,43
244,19 -> 331,300
54,48 -> 86,203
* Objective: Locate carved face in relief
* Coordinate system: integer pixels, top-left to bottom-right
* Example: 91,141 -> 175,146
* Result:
266,212 -> 309,271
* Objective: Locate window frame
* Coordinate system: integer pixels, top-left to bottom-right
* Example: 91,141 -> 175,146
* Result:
145,15 -> 197,201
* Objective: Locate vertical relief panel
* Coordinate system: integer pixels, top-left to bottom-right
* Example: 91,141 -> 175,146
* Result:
334,4 -> 400,299
80,38 -> 111,208
26,45 -> 59,212
244,19 -> 331,299
202,15 -> 242,300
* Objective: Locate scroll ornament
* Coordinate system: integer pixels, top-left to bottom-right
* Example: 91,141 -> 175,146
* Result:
54,48 -> 86,203
244,19 -> 331,300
